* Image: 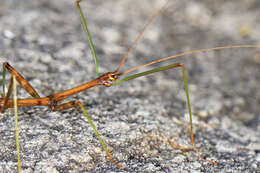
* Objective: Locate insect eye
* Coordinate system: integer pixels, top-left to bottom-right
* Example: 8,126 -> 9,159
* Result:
109,74 -> 117,81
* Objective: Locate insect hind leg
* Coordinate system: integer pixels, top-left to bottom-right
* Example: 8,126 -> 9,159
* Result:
2,62 -> 40,98
1,62 -> 41,112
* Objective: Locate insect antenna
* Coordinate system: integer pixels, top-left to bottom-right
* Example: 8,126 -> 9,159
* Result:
114,1 -> 169,73
119,45 -> 260,76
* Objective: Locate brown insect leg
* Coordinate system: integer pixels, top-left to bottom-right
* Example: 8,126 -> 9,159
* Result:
192,143 -> 218,165
3,62 -> 40,98
52,100 -> 79,111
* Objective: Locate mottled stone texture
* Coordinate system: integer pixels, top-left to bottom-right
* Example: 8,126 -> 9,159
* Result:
0,0 -> 259,172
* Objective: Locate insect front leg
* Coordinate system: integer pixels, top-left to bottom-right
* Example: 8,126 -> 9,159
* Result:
112,62 -> 218,165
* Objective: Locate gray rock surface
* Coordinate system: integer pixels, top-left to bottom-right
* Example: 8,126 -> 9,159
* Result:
0,0 -> 259,172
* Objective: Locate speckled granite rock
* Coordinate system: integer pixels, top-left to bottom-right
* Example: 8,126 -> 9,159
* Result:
0,0 -> 259,172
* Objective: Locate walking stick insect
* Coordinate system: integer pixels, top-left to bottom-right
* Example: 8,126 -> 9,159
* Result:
1,0 -> 259,171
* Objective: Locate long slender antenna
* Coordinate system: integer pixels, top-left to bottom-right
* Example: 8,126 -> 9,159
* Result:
119,45 -> 260,76
114,1 -> 169,73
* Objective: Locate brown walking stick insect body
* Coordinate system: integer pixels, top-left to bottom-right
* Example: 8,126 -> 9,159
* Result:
1,62 -> 117,110
1,0 -> 259,171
